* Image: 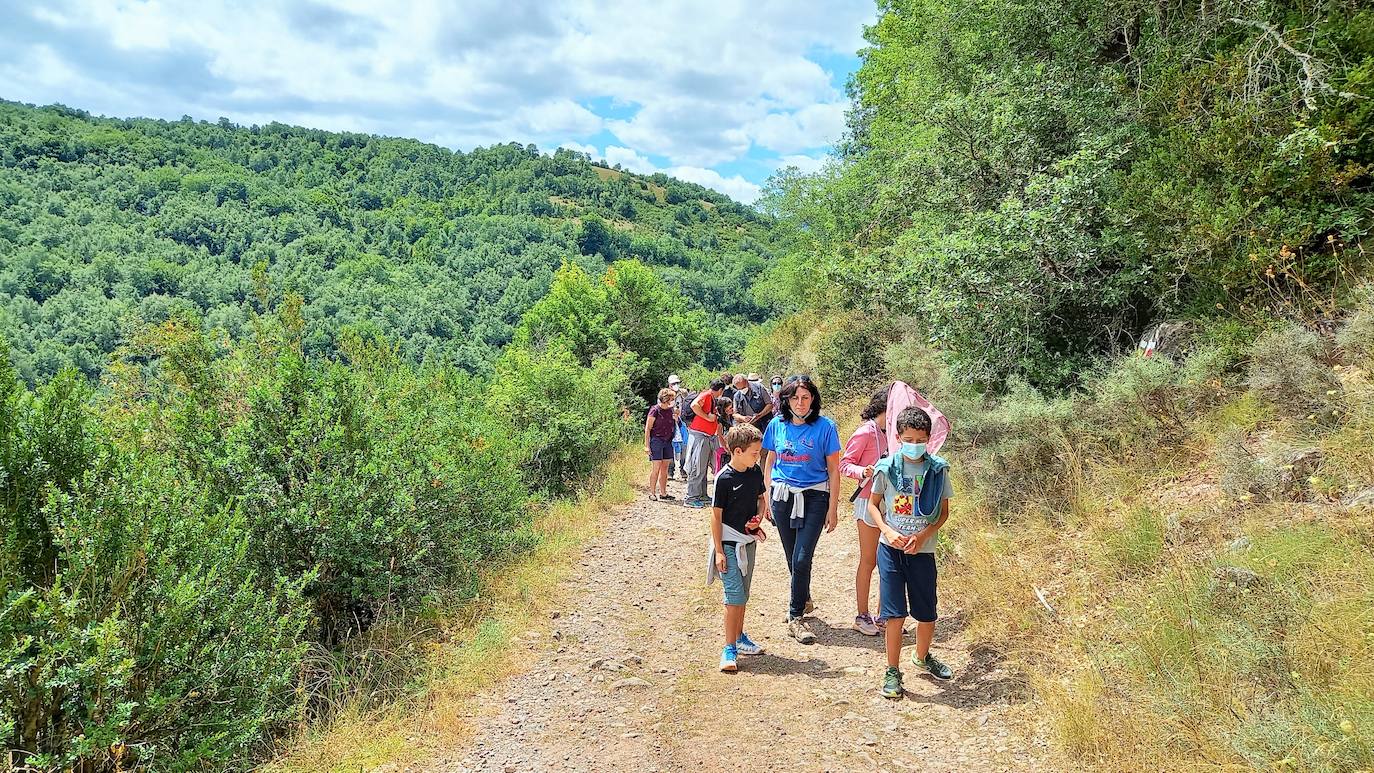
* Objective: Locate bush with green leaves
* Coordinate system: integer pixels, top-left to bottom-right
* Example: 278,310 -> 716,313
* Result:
487,343 -> 631,497
1,359 -> 309,770
1246,322 -> 1340,421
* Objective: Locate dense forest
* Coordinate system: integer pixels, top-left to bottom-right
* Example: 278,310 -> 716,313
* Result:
0,100 -> 776,384
760,0 -> 1373,389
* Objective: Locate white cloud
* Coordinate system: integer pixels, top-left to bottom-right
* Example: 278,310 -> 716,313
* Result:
779,154 -> 830,175
3,0 -> 874,200
668,166 -> 762,204
603,145 -> 659,174
747,102 -> 849,154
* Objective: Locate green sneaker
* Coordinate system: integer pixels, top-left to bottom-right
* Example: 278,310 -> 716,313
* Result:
915,652 -> 953,680
882,666 -> 903,699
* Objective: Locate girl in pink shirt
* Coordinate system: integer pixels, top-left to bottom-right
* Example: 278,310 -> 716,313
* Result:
840,387 -> 891,636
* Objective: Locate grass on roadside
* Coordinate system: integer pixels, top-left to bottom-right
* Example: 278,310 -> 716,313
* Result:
267,446 -> 648,772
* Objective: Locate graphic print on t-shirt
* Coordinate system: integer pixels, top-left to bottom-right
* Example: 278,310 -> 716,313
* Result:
777,426 -> 815,465
888,465 -> 927,534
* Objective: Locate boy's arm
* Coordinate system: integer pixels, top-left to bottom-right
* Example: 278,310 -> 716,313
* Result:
906,498 -> 950,554
870,486 -> 907,547
711,506 -> 727,572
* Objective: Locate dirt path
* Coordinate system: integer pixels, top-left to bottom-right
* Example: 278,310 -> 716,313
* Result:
422,474 -> 1049,772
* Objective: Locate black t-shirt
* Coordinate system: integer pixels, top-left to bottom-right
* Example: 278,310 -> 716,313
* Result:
712,465 -> 765,536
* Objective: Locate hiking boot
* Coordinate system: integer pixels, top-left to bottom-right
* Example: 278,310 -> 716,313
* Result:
882,666 -> 904,699
804,597 -> 816,616
788,617 -> 816,645
720,644 -> 738,672
660,493 -> 676,501
854,613 -> 880,636
685,498 -> 709,508
915,652 -> 953,680
735,632 -> 764,656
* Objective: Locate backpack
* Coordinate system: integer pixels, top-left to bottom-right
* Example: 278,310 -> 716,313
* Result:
680,391 -> 701,423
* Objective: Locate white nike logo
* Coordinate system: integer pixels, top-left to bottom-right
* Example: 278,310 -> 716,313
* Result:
732,485 -> 743,491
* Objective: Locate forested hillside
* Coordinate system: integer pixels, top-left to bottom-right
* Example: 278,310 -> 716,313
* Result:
0,100 -> 776,384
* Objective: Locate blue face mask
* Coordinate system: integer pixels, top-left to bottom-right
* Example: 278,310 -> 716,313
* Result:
900,442 -> 927,460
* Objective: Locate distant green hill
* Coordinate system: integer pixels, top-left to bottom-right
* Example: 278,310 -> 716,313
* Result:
0,100 -> 777,384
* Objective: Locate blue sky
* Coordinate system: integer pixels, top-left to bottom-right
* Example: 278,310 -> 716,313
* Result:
0,1 -> 875,203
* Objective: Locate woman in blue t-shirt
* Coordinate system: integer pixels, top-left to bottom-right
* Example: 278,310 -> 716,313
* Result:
762,375 -> 842,644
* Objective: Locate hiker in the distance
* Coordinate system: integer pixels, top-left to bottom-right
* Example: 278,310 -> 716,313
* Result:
840,386 -> 891,636
644,387 -> 677,502
762,375 -> 841,644
667,374 -> 685,479
684,378 -> 727,508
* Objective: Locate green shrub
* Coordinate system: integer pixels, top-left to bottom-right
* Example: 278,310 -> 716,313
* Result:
2,361 -> 309,770
487,343 -> 630,496
1246,323 -> 1339,421
812,313 -> 899,398
958,379 -> 1081,516
1336,285 -> 1374,366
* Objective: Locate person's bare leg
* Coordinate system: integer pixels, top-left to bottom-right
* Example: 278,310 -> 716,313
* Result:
855,521 -> 879,617
656,460 -> 669,496
647,461 -> 660,496
724,604 -> 746,645
885,616 -> 904,668
915,621 -> 936,660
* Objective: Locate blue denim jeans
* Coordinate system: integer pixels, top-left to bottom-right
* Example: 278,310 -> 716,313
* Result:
771,488 -> 829,619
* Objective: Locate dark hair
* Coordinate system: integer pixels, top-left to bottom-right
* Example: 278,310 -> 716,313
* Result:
709,378 -> 727,392
859,385 -> 891,421
778,375 -> 822,424
770,374 -> 783,385
896,406 -> 931,435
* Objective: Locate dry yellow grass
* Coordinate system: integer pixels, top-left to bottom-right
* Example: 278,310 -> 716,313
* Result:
268,446 -> 648,772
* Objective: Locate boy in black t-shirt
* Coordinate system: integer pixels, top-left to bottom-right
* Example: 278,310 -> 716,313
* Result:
708,423 -> 769,672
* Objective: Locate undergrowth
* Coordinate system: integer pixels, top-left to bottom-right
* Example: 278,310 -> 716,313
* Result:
815,289 -> 1374,770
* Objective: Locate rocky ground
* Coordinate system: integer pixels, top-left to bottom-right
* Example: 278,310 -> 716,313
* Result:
420,474 -> 1050,773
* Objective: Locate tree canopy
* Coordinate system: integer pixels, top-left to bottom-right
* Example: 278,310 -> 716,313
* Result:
0,101 -> 778,385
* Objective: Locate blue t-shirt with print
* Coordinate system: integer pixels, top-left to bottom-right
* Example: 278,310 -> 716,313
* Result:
762,415 -> 842,488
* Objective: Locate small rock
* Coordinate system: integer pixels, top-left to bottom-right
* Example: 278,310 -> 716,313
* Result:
1211,565 -> 1264,596
621,732 -> 642,739
1227,536 -> 1252,552
626,654 -> 643,665
614,677 -> 652,689
842,666 -> 866,676
601,660 -> 625,671
551,611 -> 561,620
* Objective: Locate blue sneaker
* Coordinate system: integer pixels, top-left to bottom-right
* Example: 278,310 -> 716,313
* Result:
719,644 -> 738,672
735,632 -> 764,656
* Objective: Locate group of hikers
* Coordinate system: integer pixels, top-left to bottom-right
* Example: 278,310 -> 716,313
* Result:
643,373 -> 954,699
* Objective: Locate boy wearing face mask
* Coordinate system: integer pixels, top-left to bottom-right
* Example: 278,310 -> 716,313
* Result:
867,406 -> 955,698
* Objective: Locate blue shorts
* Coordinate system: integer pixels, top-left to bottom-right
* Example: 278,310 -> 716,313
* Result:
649,437 -> 674,461
720,541 -> 757,606
877,544 -> 937,622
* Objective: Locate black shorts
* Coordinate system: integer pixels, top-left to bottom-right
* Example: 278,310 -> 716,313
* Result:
649,437 -> 675,461
877,544 -> 937,622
